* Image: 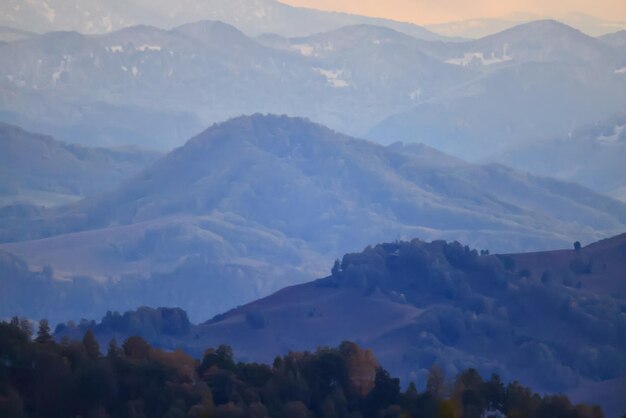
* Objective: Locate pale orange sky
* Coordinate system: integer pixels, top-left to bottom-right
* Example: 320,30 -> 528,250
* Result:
281,0 -> 626,25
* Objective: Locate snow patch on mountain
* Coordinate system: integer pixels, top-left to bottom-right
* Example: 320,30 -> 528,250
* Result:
597,124 -> 625,143
52,55 -> 72,84
137,44 -> 162,52
446,51 -> 513,67
315,68 -> 349,88
290,43 -> 314,56
446,45 -> 513,67
615,67 -> 626,74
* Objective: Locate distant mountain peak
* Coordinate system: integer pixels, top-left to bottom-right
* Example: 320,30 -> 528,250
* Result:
599,29 -> 626,46
171,19 -> 258,48
484,19 -> 591,42
0,0 -> 447,40
173,19 -> 248,37
185,114 -> 342,150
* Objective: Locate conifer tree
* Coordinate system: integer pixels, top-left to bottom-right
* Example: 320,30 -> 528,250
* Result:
35,319 -> 53,344
82,329 -> 100,358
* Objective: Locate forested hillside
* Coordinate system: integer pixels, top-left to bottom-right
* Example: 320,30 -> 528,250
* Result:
2,115 -> 626,323
0,320 -> 609,418
52,233 -> 626,416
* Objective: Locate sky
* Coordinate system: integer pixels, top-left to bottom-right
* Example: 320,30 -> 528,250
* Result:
281,0 -> 626,25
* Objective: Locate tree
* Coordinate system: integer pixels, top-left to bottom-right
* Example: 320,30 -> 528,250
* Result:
19,318 -> 33,339
107,338 -> 121,358
35,319 -> 53,344
427,365 -> 447,398
340,341 -> 378,396
365,368 -> 400,413
331,259 -> 341,277
574,241 -> 582,251
9,316 -> 19,327
83,329 -> 100,359
122,336 -> 151,360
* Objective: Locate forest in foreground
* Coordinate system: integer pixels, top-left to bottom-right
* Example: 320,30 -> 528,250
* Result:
0,319 -> 611,418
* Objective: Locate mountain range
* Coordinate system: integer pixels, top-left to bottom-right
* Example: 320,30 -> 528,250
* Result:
367,20 -> 626,159
55,232 -> 626,417
3,0 -> 625,40
0,20 -> 467,149
0,18 -> 624,168
426,13 -> 626,39
0,0 -> 445,40
0,122 -> 160,207
600,30 -> 626,47
493,112 -> 626,202
1,115 -> 626,324
0,24 -> 33,42
1,3 -> 625,417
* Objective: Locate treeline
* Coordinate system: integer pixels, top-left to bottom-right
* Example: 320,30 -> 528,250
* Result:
0,319 -> 608,418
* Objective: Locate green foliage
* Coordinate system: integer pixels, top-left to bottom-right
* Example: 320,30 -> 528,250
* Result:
0,319 -> 606,418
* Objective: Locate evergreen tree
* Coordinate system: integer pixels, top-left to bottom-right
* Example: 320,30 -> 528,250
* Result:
82,329 -> 100,359
35,319 -> 53,344
331,259 -> 341,276
107,338 -> 121,358
19,318 -> 33,339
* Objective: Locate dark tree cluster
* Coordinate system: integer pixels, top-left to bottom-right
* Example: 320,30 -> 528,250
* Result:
321,239 -> 626,391
0,319 -> 606,418
55,307 -> 192,341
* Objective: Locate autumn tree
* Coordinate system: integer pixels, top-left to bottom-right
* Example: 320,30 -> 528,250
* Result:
122,336 -> 151,360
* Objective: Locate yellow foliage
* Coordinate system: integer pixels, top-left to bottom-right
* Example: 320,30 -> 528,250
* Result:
438,399 -> 459,418
342,341 -> 379,396
150,348 -> 199,380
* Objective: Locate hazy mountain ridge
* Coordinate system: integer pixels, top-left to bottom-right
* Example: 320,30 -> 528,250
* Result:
0,20 -> 467,148
368,21 -> 626,160
600,30 -> 626,47
493,112 -> 626,202
0,122 -> 161,207
2,115 -> 626,324
1,3 -> 625,416
444,20 -> 618,65
426,13 -> 626,39
0,25 -> 34,42
0,0 -> 445,40
1,18 -> 624,169
55,233 -> 626,416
